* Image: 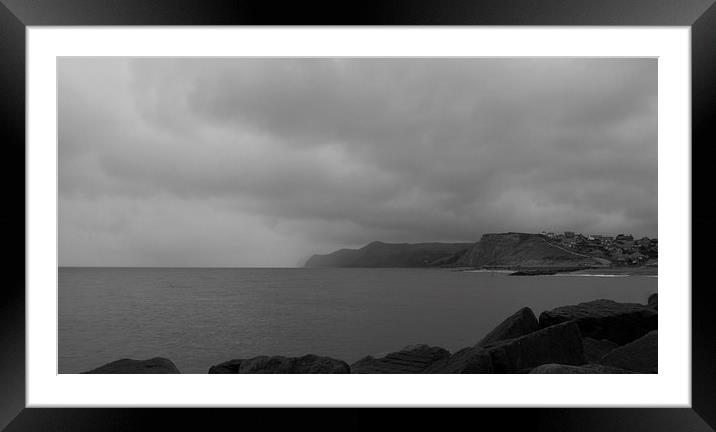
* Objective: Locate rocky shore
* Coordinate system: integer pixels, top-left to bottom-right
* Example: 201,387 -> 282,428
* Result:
83,295 -> 658,374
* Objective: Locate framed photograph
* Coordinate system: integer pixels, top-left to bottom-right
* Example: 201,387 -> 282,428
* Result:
2,0 -> 713,430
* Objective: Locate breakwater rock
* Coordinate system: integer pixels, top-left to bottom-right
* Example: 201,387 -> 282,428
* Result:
538,299 -> 657,345
481,321 -> 585,373
83,357 -> 181,374
582,337 -> 619,362
529,363 -> 634,373
476,306 -> 539,346
209,354 -> 350,374
648,293 -> 658,310
82,296 -> 657,374
600,330 -> 658,373
351,344 -> 450,373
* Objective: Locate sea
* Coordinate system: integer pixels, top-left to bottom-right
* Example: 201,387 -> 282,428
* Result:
58,267 -> 657,374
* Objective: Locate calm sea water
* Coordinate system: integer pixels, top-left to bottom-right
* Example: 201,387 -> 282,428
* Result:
59,267 -> 657,373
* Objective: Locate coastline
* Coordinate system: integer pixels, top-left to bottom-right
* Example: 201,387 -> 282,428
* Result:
559,266 -> 658,277
456,265 -> 658,277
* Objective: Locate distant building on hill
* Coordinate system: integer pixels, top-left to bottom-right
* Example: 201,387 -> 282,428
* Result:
615,234 -> 634,242
592,235 -> 613,245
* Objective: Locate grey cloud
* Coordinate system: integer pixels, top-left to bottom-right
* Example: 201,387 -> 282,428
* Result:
58,57 -> 656,266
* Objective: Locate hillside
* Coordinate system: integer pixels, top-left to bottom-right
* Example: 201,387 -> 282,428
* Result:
454,232 -> 609,269
304,241 -> 472,268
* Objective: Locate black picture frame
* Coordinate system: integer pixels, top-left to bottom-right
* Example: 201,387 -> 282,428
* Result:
1,0 -> 713,430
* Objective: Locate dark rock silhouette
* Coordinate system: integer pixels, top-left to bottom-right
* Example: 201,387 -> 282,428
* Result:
648,293 -> 658,310
208,359 -> 243,374
351,344 -> 450,373
529,363 -> 634,374
209,354 -> 350,374
83,357 -> 180,374
538,299 -> 657,345
424,347 -> 493,373
582,337 -> 618,362
481,321 -> 585,373
477,307 -> 540,347
600,330 -> 658,373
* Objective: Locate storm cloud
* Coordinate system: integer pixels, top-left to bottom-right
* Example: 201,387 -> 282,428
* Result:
58,58 -> 657,267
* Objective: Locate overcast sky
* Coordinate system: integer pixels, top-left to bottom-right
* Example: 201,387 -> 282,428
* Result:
58,58 -> 657,267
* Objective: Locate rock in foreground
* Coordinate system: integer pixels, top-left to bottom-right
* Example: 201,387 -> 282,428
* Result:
477,307 -> 540,347
529,363 -> 634,374
539,299 -> 657,345
648,293 -> 658,310
209,354 -> 349,374
208,359 -> 243,374
600,330 -> 658,373
582,337 -> 618,362
351,344 -> 450,373
83,357 -> 181,374
482,321 -> 585,373
424,347 -> 493,373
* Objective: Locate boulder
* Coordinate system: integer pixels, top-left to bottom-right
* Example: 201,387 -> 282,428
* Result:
476,307 -> 540,347
600,330 -> 657,373
83,357 -> 180,374
538,299 -> 657,345
208,359 -> 243,374
482,321 -> 585,373
582,337 -> 618,362
351,344 -> 450,374
529,363 -> 634,374
648,293 -> 658,310
424,347 -> 493,374
209,354 -> 350,374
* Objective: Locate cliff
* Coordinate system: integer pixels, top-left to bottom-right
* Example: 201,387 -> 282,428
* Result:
455,232 -> 609,269
304,241 -> 472,268
305,232 -> 612,269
